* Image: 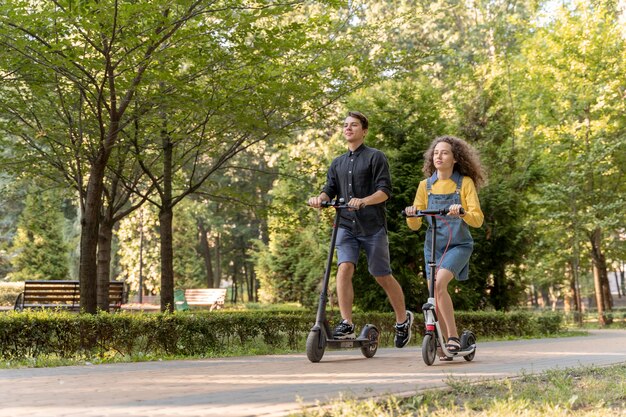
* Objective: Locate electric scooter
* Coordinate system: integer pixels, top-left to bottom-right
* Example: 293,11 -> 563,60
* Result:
306,199 -> 379,363
403,207 -> 476,366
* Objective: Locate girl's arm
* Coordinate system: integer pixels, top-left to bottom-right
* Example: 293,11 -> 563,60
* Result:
406,180 -> 427,230
461,177 -> 484,228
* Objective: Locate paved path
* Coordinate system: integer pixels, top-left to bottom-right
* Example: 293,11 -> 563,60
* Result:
1,329 -> 625,417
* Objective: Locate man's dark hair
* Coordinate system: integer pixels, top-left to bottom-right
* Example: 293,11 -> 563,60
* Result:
347,111 -> 368,130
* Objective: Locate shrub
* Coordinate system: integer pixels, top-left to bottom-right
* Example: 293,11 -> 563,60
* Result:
0,309 -> 564,363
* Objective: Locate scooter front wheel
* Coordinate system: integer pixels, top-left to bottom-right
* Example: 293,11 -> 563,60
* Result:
422,333 -> 437,366
461,331 -> 476,362
306,329 -> 326,363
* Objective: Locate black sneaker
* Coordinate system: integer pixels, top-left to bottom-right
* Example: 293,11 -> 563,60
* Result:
332,319 -> 356,339
394,310 -> 414,348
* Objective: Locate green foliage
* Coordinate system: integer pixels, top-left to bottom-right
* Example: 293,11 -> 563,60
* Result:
1,0 -> 625,316
115,206 -> 161,296
252,126 -> 345,308
512,1 -> 626,305
253,226 -> 329,308
172,200 -> 207,289
8,187 -> 70,281
0,175 -> 26,279
0,282 -> 22,306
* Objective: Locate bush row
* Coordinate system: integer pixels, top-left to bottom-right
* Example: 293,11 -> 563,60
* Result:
0,309 -> 564,361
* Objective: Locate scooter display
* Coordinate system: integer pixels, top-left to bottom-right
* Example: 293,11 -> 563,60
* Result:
306,199 -> 379,363
404,207 -> 476,365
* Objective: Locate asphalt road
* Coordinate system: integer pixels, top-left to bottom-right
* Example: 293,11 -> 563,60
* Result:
1,329 -> 625,417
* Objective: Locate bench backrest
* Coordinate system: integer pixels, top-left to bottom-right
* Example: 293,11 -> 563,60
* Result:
184,288 -> 227,310
17,280 -> 124,311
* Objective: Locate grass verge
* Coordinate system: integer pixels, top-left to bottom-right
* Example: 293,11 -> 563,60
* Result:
293,363 -> 626,417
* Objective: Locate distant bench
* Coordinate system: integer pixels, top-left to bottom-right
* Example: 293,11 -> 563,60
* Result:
14,280 -> 125,312
182,288 -> 227,311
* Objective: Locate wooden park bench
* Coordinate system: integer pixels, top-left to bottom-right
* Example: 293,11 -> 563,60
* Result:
13,280 -> 125,312
183,288 -> 227,311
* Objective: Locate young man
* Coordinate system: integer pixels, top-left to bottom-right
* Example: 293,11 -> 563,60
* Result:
308,111 -> 413,348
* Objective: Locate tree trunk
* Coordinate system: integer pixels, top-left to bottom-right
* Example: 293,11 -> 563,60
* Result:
245,260 -> 255,302
79,157 -> 108,313
490,266 -> 506,310
97,218 -> 114,311
615,261 -> 626,298
197,219 -> 215,288
215,233 -> 222,288
159,116 -> 175,312
592,264 -> 606,325
569,260 -> 582,325
620,261 -> 626,295
159,206 -> 174,312
589,228 -> 610,325
530,284 -> 539,308
232,256 -> 240,303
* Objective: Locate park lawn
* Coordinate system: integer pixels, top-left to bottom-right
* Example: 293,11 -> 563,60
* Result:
294,363 -> 626,417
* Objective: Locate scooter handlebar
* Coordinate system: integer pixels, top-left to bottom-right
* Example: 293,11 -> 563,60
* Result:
402,207 -> 465,217
314,199 -> 351,209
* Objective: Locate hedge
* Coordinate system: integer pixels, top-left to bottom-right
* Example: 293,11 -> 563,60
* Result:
0,309 -> 563,362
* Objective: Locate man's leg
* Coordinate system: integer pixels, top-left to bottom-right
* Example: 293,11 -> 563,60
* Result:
375,274 -> 407,323
336,262 -> 355,323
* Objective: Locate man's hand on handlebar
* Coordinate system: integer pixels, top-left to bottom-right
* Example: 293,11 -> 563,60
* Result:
307,196 -> 328,208
347,198 -> 365,211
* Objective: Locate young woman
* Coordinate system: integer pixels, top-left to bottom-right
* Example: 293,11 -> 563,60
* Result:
404,135 -> 485,360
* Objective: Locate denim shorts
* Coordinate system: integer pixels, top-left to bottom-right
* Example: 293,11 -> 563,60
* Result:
336,226 -> 392,277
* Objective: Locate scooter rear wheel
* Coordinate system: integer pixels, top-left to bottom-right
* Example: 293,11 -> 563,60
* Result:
422,333 -> 437,366
306,330 -> 326,363
360,325 -> 379,358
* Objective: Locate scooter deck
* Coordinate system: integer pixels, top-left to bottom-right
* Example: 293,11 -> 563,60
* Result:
447,344 -> 477,356
326,338 -> 375,348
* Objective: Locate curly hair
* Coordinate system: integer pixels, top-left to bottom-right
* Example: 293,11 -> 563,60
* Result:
422,135 -> 487,190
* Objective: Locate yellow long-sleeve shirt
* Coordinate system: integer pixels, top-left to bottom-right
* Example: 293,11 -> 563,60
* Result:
406,176 -> 484,230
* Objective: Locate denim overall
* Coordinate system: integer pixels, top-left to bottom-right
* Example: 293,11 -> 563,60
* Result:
424,171 -> 474,281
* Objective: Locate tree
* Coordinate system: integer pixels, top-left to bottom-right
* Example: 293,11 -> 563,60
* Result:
0,174 -> 26,279
9,186 -> 69,281
0,0 -> 225,312
251,0 -> 542,311
121,2 -> 393,311
252,124 -> 345,308
513,1 -> 626,324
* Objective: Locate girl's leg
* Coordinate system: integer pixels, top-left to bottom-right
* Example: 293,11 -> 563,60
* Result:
434,268 -> 459,345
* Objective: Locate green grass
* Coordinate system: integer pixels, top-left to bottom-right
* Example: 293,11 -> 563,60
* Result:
293,363 -> 626,417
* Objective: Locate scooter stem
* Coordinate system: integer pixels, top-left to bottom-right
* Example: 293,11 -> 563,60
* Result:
314,207 -> 341,328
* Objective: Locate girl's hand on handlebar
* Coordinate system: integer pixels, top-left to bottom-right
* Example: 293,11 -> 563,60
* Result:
404,206 -> 417,216
448,204 -> 464,217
